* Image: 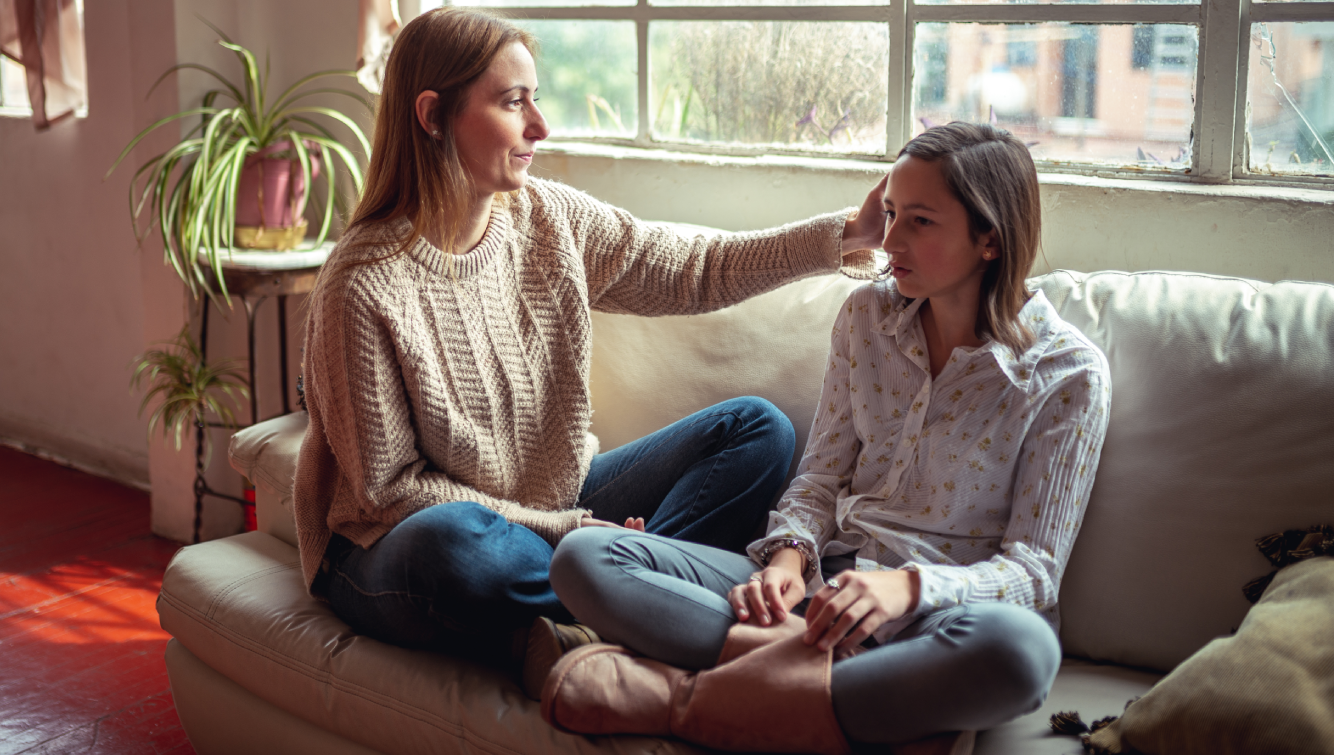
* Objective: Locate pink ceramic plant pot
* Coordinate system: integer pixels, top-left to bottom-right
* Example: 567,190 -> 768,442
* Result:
234,140 -> 322,249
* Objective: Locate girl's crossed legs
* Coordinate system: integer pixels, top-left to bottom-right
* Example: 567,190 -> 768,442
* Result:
550,527 -> 1061,746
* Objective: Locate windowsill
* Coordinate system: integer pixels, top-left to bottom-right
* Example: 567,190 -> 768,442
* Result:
539,140 -> 1334,206
0,106 -> 87,120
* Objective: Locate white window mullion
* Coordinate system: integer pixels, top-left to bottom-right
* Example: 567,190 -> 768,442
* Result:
887,0 -> 912,155
911,4 -> 1198,25
1193,0 -> 1244,181
1250,1 -> 1334,22
636,0 -> 651,146
1230,0 -> 1253,178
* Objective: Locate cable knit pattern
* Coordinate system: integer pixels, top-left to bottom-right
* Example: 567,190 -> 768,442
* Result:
294,178 -> 875,591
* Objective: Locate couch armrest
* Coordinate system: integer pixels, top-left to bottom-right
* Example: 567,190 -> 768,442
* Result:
229,412 -> 308,548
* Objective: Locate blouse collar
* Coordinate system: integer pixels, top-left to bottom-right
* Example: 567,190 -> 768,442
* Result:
877,283 -> 1060,391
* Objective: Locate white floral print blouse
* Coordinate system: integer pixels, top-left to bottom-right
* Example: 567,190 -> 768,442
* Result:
748,279 -> 1112,641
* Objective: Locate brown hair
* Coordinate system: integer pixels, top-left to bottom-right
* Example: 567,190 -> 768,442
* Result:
348,7 -> 535,257
895,122 -> 1042,356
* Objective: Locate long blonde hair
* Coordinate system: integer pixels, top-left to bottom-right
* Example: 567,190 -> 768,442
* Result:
349,8 -> 536,257
897,122 -> 1042,356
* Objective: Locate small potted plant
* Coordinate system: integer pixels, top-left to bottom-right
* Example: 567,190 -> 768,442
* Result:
131,324 -> 249,456
108,21 -> 370,299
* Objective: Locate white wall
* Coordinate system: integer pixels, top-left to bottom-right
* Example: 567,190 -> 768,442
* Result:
0,0 -> 178,488
0,0 -> 362,543
1,4 -> 1330,544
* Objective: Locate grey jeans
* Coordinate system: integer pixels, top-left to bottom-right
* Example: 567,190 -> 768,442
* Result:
550,527 -> 1062,746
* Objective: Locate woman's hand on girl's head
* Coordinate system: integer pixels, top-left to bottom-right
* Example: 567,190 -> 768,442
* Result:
840,174 -> 891,257
803,569 -> 921,653
728,549 -> 806,626
579,514 -> 646,531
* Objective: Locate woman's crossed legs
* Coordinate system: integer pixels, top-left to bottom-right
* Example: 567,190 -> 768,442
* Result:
550,527 -> 1062,746
323,396 -> 795,658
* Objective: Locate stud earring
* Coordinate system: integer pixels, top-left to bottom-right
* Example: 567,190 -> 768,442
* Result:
431,129 -> 440,137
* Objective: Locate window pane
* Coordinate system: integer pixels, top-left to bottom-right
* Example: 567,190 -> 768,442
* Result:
914,23 -> 1197,168
650,22 -> 889,153
446,0 -> 634,7
1247,22 -> 1334,176
519,21 -> 637,137
0,56 -> 30,110
653,0 -> 877,7
918,0 -> 1195,6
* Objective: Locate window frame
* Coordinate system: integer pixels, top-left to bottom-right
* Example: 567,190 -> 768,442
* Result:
455,0 -> 1334,188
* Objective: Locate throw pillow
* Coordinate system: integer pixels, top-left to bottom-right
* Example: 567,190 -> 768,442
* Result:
1082,555 -> 1334,755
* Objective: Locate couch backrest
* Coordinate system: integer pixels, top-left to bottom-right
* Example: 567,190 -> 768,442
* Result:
1031,270 -> 1334,671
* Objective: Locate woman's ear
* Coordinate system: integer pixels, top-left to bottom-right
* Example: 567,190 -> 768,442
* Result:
415,91 -> 441,139
979,230 -> 1001,261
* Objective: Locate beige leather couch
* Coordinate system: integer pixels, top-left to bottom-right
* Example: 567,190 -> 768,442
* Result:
157,266 -> 1334,755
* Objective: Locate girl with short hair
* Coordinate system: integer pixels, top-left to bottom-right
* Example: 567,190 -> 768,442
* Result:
543,122 -> 1113,755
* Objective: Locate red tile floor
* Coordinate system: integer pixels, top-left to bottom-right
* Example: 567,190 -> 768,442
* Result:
0,446 -> 195,754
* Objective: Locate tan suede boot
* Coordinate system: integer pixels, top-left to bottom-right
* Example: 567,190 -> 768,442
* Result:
543,613 -> 849,755
669,627 -> 851,755
522,617 -> 601,701
541,643 -> 686,736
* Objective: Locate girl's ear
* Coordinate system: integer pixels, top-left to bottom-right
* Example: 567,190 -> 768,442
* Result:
415,90 -> 442,138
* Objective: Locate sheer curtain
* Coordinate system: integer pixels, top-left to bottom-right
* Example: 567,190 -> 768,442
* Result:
0,0 -> 86,129
357,0 -> 401,94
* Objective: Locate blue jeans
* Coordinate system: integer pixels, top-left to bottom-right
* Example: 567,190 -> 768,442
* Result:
323,397 -> 795,659
550,527 -> 1062,745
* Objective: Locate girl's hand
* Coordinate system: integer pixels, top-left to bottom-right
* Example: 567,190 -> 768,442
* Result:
803,569 -> 920,652
728,547 -> 806,626
840,174 -> 890,257
579,514 -> 646,531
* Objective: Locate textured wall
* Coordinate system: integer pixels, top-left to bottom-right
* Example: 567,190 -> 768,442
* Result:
534,144 -> 1334,284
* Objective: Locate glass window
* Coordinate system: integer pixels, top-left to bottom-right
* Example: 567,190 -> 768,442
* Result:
518,20 -> 637,137
913,23 -> 1198,168
650,21 -> 889,154
1247,22 -> 1334,175
407,0 -> 1334,185
0,55 -> 30,112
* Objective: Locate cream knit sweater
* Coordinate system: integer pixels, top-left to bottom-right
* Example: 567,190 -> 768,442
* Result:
294,177 -> 872,591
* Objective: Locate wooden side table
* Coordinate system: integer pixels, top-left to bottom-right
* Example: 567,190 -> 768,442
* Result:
192,243 -> 333,543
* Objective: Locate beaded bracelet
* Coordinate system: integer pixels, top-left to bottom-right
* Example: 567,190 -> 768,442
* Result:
758,538 -> 818,582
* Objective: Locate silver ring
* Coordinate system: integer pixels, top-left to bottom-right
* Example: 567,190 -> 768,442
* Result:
827,578 -> 842,591
748,574 -> 763,583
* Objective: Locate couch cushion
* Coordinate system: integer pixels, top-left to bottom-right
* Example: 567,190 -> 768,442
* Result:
1032,270 -> 1334,672
158,532 -> 708,755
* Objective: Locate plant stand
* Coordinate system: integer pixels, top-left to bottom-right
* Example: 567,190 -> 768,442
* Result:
192,242 -> 334,543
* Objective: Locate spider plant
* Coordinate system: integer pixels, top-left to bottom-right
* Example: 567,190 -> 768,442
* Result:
131,325 -> 249,456
108,21 -> 370,300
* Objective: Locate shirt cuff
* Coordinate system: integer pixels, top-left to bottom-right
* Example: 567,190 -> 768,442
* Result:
900,561 -> 958,620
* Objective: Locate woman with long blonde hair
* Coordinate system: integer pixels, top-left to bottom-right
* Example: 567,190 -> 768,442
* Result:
294,6 -> 886,693
543,123 -> 1113,754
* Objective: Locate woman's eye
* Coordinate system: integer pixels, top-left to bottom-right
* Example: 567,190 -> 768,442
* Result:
915,216 -> 932,226
885,211 -> 896,221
